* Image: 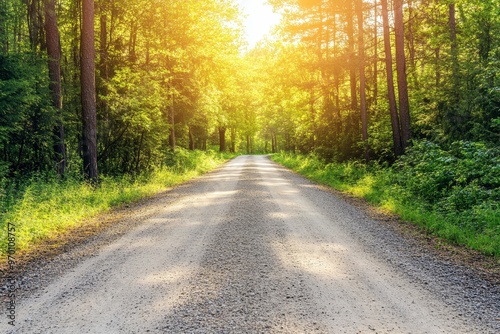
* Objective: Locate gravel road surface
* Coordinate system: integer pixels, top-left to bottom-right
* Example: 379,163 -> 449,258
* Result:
2,155 -> 498,333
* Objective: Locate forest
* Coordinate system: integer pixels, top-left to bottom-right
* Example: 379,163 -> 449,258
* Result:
0,0 -> 498,255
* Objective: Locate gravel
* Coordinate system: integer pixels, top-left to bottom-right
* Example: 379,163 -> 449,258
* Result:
0,155 -> 498,333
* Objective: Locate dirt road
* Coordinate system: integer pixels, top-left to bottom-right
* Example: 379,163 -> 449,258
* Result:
3,156 -> 498,333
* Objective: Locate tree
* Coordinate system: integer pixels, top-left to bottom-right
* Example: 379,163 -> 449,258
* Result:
81,0 -> 98,181
43,0 -> 66,175
381,0 -> 403,156
356,0 -> 369,161
168,84 -> 176,151
393,0 -> 411,151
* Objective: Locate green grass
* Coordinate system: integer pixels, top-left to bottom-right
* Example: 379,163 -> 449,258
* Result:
271,150 -> 499,258
0,149 -> 230,254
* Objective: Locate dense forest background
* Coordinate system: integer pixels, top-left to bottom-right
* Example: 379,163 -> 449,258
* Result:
0,0 -> 498,179
263,0 -> 498,161
1,0 -> 244,179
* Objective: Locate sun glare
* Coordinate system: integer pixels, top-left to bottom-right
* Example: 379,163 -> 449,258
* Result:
236,0 -> 281,49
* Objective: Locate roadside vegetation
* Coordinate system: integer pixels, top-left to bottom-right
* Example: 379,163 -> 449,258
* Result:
272,140 -> 500,257
0,149 -> 229,254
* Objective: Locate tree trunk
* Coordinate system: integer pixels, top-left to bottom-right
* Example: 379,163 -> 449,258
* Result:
407,0 -> 418,86
435,47 -> 441,87
44,0 -> 66,175
28,0 -> 42,49
128,21 -> 137,63
381,0 -> 403,156
334,68 -> 342,136
394,0 -> 411,151
169,90 -> 175,150
356,0 -> 369,161
449,3 -> 457,59
230,127 -> 236,153
332,15 -> 342,141
477,1 -> 492,64
135,131 -> 144,174
271,132 -> 278,153
309,89 -> 316,149
81,0 -> 98,181
449,3 -> 459,102
218,127 -> 226,152
346,4 -> 357,111
189,126 -> 195,150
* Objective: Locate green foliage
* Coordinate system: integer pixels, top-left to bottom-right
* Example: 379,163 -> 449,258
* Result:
272,141 -> 500,257
394,141 -> 499,205
393,141 -> 499,251
0,53 -> 56,174
0,150 -> 227,254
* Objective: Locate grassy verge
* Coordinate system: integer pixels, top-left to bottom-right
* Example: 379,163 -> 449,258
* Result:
0,149 -> 231,254
271,142 -> 499,257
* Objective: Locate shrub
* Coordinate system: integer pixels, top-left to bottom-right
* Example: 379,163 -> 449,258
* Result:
272,140 -> 500,256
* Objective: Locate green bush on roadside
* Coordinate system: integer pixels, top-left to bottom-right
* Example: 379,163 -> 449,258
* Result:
272,140 -> 500,257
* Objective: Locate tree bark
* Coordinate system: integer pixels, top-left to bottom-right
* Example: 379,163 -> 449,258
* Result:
346,4 -> 357,111
449,4 -> 457,58
435,47 -> 441,87
81,0 -> 98,181
394,0 -> 411,151
135,131 -> 144,174
44,0 -> 66,175
449,3 -> 460,103
230,127 -> 236,153
332,14 -> 342,139
309,89 -> 316,149
381,0 -> 403,156
356,0 -> 369,161
334,68 -> 342,136
27,0 -> 42,49
189,126 -> 195,150
128,20 -> 137,63
407,0 -> 418,86
218,127 -> 226,152
169,88 -> 175,150
271,132 -> 278,153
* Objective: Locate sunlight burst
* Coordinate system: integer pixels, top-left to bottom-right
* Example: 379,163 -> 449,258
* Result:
236,0 -> 281,49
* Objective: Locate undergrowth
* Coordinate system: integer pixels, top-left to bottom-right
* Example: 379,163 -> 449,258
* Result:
271,140 -> 499,257
0,149 -> 229,254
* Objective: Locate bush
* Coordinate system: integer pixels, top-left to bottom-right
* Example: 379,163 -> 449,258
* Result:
272,140 -> 500,256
